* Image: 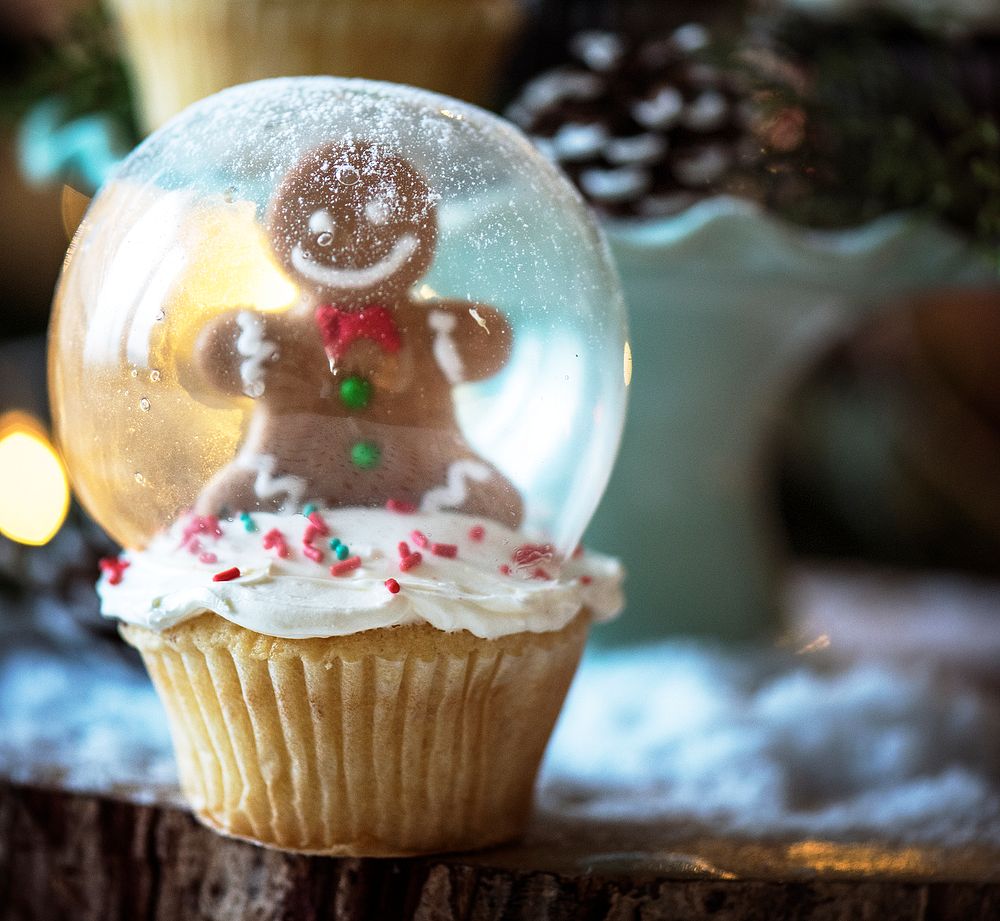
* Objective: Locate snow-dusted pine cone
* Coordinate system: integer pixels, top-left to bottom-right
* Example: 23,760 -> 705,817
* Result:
506,24 -> 758,218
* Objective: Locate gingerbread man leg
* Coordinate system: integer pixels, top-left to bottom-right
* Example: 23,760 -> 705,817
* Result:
420,458 -> 523,529
196,453 -> 309,516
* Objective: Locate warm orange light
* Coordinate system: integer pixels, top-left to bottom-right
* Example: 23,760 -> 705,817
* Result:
623,341 -> 633,387
0,413 -> 71,546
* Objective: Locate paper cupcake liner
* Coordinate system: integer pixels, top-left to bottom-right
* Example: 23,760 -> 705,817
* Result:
106,0 -> 525,132
122,612 -> 587,855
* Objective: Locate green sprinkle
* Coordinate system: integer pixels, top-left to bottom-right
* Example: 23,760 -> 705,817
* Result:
329,537 -> 341,550
339,375 -> 372,410
336,543 -> 350,560
239,512 -> 257,533
303,503 -> 317,517
351,441 -> 381,470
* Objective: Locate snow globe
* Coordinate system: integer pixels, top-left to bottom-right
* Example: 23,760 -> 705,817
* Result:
48,77 -> 627,855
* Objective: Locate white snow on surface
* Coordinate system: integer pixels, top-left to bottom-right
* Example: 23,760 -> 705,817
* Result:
3,593 -> 1000,845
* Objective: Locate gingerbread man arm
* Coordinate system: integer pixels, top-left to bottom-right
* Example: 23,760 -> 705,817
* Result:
192,308 -> 282,399
422,300 -> 513,384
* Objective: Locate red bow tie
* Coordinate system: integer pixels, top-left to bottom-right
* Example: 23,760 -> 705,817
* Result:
315,304 -> 402,362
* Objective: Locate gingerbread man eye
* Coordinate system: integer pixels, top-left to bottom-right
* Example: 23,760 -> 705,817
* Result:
364,197 -> 392,226
308,209 -> 335,246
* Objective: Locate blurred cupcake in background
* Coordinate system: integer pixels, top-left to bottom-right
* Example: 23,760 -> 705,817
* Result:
106,0 -> 526,132
506,12 -> 1000,645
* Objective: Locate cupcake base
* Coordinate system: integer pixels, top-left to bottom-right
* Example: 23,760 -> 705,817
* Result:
121,612 -> 587,856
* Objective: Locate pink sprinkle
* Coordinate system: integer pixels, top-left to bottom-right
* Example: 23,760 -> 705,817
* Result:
303,545 -> 324,563
499,564 -> 511,576
468,525 -> 486,542
307,511 -> 330,536
532,568 -> 551,580
399,552 -> 423,572
513,543 -> 554,568
410,530 -> 429,548
431,542 -> 458,559
397,541 -> 411,558
262,528 -> 290,559
185,537 -> 202,556
182,514 -> 223,547
330,556 -> 362,577
199,552 -> 218,565
385,578 -> 401,594
386,499 -> 417,514
213,567 -> 241,582
303,523 -> 319,544
580,575 -> 593,585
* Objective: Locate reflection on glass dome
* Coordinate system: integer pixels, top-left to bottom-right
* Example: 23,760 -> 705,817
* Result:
50,77 -> 628,567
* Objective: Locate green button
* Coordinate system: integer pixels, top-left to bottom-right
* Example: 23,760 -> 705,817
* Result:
351,441 -> 381,470
340,375 -> 372,410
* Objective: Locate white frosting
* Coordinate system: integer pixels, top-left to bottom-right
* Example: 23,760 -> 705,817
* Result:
99,508 -> 623,640
290,233 -> 418,289
420,460 -> 492,513
427,309 -> 465,383
235,311 -> 277,398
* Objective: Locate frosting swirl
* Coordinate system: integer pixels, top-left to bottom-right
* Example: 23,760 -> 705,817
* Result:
99,507 -> 623,639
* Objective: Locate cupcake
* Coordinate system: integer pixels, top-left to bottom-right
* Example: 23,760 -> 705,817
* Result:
106,0 -> 525,133
49,78 -> 627,854
506,19 -> 998,643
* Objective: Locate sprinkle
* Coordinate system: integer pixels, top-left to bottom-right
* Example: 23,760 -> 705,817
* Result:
335,543 -> 350,560
330,556 -> 362,577
431,542 -> 458,559
399,552 -> 423,572
307,511 -> 330,535
398,541 -> 411,558
532,568 -> 551,580
386,499 -> 417,514
303,503 -> 317,517
329,537 -> 342,550
468,525 -> 485,542
513,543 -> 555,568
499,564 -> 512,576
303,524 -> 320,544
580,575 -> 593,585
262,528 -> 290,559
98,557 -> 130,586
303,545 -> 324,563
199,552 -> 218,565
213,567 -> 241,582
410,530 -> 429,548
180,514 -> 223,548
239,512 -> 257,533
385,578 -> 401,594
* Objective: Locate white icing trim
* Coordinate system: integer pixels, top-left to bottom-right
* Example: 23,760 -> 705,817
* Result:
238,453 -> 306,508
235,311 -> 278,398
420,459 -> 492,513
290,233 -> 418,289
427,309 -> 465,384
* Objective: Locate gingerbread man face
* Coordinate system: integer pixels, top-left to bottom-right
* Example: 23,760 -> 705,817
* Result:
268,141 -> 438,305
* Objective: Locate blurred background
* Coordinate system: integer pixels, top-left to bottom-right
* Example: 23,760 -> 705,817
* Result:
1,0 -> 1000,652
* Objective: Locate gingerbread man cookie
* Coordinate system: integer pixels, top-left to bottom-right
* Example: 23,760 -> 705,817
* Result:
194,141 -> 523,527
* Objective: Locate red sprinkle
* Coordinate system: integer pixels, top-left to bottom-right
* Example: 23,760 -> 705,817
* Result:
513,543 -> 554,568
499,564 -> 512,576
532,568 -> 551,580
330,556 -> 362,577
199,552 -> 218,565
262,528 -> 290,559
397,541 -> 411,558
385,578 -> 401,594
181,514 -> 222,548
468,525 -> 486,542
303,545 -> 324,563
307,511 -> 330,536
303,523 -> 320,544
386,499 -> 417,514
410,530 -> 429,549
213,567 -> 241,582
431,542 -> 458,558
580,575 -> 593,585
99,557 -> 130,586
399,552 -> 423,572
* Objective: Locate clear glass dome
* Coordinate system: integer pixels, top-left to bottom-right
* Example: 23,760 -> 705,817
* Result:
50,78 -> 628,558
